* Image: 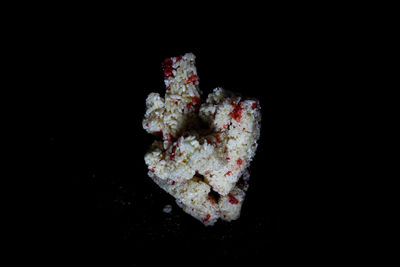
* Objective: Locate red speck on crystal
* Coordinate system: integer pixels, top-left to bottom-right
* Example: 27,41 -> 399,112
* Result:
203,214 -> 211,222
154,130 -> 163,135
145,123 -> 149,127
226,171 -> 232,176
176,56 -> 182,62
165,133 -> 173,142
208,197 -> 215,204
187,96 -> 200,111
226,157 -> 230,161
230,102 -> 243,122
170,146 -> 177,160
162,58 -> 174,77
216,135 -> 220,142
204,170 -> 210,175
237,158 -> 243,167
150,168 -> 155,173
223,124 -> 228,129
186,75 -> 197,84
171,181 -> 176,185
252,102 -> 258,109
207,138 -> 212,144
228,194 -> 239,204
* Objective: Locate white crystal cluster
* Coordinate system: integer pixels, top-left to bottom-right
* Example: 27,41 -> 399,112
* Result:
143,53 -> 261,226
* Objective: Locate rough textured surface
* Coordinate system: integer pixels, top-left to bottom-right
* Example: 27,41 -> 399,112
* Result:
143,53 -> 261,225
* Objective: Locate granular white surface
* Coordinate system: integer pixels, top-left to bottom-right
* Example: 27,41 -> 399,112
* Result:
143,53 -> 261,226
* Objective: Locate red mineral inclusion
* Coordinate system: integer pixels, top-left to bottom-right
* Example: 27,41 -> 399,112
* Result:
230,102 -> 243,122
150,168 -> 155,173
186,96 -> 200,111
170,146 -> 177,160
226,157 -> 230,161
154,130 -> 163,135
203,214 -> 211,222
228,194 -> 239,204
171,181 -> 176,185
252,102 -> 258,109
145,123 -> 149,127
162,58 -> 174,77
226,171 -> 232,176
192,96 -> 200,103
165,133 -> 173,142
193,96 -> 200,109
208,197 -> 216,204
237,157 -> 243,167
186,75 -> 197,84
176,56 -> 182,62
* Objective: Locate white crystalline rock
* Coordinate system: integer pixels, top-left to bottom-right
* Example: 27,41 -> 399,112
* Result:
143,53 -> 261,226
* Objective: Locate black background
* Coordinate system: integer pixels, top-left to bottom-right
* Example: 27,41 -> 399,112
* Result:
40,26 -> 327,264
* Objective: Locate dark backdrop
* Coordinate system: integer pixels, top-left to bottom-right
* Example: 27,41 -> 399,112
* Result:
42,30 -> 322,264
